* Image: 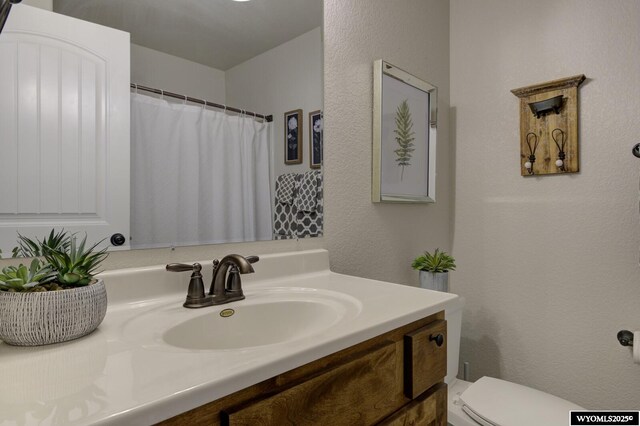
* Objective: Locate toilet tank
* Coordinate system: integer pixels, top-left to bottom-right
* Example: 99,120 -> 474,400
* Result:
445,296 -> 465,384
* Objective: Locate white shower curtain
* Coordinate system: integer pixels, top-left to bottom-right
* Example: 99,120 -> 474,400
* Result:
130,93 -> 272,248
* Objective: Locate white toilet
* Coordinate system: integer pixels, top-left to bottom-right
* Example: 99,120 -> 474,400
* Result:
445,298 -> 584,426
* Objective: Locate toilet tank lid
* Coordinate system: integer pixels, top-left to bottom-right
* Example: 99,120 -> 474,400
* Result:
459,376 -> 584,426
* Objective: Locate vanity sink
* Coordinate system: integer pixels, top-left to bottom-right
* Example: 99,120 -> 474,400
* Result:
165,299 -> 345,350
2,249 -> 460,426
122,287 -> 362,351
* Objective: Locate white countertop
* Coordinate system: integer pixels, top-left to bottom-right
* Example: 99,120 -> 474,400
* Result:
0,249 -> 458,426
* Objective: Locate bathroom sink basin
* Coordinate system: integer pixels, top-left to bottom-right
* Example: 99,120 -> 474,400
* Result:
122,287 -> 362,351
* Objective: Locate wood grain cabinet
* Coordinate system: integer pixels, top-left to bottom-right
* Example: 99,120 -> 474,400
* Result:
157,311 -> 447,426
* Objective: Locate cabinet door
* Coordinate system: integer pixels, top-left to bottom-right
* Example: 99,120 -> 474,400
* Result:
0,4 -> 130,252
404,320 -> 447,398
222,341 -> 405,426
378,383 -> 447,426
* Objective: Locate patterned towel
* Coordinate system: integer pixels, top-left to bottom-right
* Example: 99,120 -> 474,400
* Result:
276,173 -> 297,205
295,171 -> 319,212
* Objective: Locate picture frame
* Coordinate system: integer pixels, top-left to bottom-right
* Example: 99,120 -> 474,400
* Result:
284,109 -> 303,164
309,110 -> 323,169
372,60 -> 437,203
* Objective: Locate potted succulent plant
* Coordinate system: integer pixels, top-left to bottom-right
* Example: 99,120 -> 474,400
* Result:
0,230 -> 108,346
411,248 -> 456,292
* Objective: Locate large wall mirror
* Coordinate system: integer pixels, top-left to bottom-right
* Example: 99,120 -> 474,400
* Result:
0,0 -> 323,257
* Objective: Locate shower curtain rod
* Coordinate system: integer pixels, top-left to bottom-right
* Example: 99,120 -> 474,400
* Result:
130,83 -> 273,122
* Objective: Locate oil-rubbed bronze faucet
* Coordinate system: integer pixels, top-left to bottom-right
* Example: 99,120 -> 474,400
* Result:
166,254 -> 259,308
209,254 -> 259,304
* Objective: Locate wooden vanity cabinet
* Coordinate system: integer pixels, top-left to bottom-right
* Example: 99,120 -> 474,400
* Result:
157,311 -> 447,426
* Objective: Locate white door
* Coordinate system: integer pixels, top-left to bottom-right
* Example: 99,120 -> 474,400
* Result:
0,4 -> 130,254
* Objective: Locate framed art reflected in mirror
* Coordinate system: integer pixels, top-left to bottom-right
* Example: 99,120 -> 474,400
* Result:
309,110 -> 322,169
285,109 -> 303,165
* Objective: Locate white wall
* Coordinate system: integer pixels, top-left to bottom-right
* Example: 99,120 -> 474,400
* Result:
323,0 -> 451,285
131,44 -> 226,103
226,27 -> 323,177
451,0 -> 640,409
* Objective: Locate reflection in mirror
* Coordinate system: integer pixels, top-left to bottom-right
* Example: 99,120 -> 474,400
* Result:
0,0 -> 323,256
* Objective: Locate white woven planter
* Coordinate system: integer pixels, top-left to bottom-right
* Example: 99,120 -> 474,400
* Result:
0,279 -> 107,346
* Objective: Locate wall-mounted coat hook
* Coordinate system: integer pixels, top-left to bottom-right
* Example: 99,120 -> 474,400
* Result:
512,75 -> 585,176
552,128 -> 566,171
524,132 -> 538,175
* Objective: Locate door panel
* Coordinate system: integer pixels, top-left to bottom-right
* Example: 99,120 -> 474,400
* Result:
0,4 -> 130,253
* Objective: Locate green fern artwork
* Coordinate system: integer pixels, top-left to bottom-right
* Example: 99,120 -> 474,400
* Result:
393,99 -> 415,181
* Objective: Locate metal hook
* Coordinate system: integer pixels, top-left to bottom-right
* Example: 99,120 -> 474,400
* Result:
551,128 -> 565,150
633,143 -> 640,158
524,132 -> 538,175
552,128 -> 566,171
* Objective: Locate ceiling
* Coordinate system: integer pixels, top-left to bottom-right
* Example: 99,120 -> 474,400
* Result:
53,0 -> 322,71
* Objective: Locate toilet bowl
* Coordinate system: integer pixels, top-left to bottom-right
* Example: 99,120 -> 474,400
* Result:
445,298 -> 584,426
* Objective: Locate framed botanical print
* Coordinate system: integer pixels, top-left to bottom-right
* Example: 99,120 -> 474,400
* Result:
284,109 -> 302,164
372,60 -> 437,203
309,110 -> 323,169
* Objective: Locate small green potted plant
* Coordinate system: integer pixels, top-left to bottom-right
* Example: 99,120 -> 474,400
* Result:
411,248 -> 456,292
0,230 -> 108,346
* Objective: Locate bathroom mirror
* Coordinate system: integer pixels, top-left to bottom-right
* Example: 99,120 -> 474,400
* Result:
0,0 -> 323,255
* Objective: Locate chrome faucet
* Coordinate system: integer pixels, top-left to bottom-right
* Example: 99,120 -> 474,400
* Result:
166,254 -> 259,308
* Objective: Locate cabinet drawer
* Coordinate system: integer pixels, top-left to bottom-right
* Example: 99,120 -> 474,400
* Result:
378,383 -> 447,426
404,320 -> 446,398
222,341 -> 404,426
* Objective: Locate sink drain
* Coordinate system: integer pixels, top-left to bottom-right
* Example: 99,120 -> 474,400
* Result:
220,308 -> 235,318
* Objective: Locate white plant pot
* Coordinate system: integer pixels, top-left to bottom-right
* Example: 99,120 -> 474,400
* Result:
0,279 -> 107,346
419,271 -> 449,292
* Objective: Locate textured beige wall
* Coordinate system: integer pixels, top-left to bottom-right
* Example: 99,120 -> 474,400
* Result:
451,0 -> 640,409
323,0 -> 451,286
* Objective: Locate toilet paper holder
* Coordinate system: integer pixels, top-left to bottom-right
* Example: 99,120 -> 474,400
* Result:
617,330 -> 634,347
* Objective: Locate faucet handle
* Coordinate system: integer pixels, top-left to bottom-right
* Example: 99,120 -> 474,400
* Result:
246,255 -> 259,264
166,263 -> 202,273
166,263 -> 212,309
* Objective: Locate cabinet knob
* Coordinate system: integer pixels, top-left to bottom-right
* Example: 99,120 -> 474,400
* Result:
429,333 -> 444,347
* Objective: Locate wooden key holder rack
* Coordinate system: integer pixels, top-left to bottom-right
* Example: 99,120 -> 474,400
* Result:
511,74 -> 585,176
